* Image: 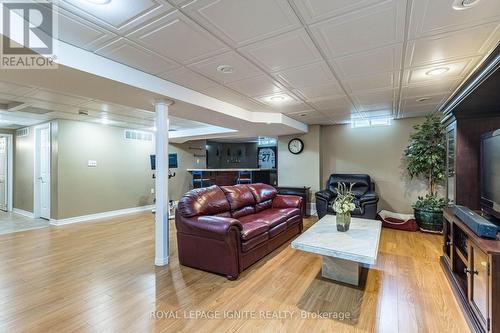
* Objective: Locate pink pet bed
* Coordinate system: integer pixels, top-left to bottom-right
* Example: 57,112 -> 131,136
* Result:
377,210 -> 419,232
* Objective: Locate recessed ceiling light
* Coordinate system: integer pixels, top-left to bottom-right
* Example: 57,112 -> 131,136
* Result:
452,0 -> 480,10
270,96 -> 285,102
84,0 -> 111,4
416,97 -> 432,102
425,67 -> 449,76
217,65 -> 234,74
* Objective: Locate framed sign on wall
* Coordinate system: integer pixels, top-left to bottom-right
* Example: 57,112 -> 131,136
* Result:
258,146 -> 276,169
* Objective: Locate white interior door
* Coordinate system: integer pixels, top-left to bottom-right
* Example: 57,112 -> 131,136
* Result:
37,126 -> 51,219
0,137 -> 7,211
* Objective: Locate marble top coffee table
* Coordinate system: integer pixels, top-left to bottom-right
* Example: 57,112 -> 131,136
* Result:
291,214 -> 382,286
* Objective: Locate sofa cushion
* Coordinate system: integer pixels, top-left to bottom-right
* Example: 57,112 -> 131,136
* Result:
232,206 -> 256,219
240,220 -> 269,240
240,209 -> 287,228
247,183 -> 277,203
268,222 -> 287,238
221,185 -> 256,218
178,185 -> 230,217
241,232 -> 269,252
286,215 -> 302,228
273,208 -> 300,220
255,199 -> 272,213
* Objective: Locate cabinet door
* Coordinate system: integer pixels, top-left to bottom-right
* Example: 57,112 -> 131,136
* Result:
469,244 -> 489,326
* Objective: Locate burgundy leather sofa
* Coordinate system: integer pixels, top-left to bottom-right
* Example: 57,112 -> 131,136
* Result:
175,183 -> 303,280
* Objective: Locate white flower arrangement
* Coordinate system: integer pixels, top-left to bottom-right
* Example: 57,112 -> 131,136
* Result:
332,182 -> 356,214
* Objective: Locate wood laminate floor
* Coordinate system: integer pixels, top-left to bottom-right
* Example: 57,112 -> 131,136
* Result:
0,213 -> 470,333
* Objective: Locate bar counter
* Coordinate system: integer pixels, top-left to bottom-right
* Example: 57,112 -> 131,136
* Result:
187,168 -> 277,187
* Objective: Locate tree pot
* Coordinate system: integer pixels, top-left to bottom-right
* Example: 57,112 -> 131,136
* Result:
414,208 -> 443,233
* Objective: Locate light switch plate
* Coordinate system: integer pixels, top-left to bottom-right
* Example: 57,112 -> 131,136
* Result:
88,160 -> 97,167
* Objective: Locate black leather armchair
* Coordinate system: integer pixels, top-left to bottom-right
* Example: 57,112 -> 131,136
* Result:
315,174 -> 379,220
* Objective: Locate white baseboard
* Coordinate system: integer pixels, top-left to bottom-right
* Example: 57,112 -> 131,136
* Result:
307,202 -> 317,216
50,205 -> 154,226
13,208 -> 35,218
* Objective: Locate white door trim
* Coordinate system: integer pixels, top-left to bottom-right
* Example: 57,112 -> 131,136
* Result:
33,123 -> 51,219
0,134 -> 13,212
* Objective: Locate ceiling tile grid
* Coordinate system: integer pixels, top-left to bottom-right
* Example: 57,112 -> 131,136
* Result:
180,0 -> 302,47
6,0 -> 500,126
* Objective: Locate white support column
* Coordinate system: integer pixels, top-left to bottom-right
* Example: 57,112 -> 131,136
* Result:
154,99 -> 173,266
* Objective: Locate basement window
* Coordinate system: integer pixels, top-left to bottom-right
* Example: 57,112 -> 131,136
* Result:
351,117 -> 392,128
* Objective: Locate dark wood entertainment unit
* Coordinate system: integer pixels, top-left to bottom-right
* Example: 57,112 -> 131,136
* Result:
439,45 -> 500,333
441,209 -> 500,333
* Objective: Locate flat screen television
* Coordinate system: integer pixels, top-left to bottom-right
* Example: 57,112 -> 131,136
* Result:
150,154 -> 178,170
481,129 -> 500,220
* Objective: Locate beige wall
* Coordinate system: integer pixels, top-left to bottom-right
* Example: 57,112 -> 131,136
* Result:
278,125 -> 321,201
12,119 -> 203,219
169,140 -> 206,201
55,120 -> 155,219
320,117 -> 428,213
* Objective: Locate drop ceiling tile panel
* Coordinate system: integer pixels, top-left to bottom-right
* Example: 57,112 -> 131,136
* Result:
343,72 -> 399,93
158,67 -> 217,91
309,0 -> 405,58
202,85 -> 267,110
402,93 -> 448,108
187,51 -> 263,84
287,110 -> 333,124
403,78 -> 461,98
60,0 -> 174,33
275,61 -> 338,88
293,84 -> 345,100
330,44 -> 403,78
352,89 -> 396,111
401,103 -> 440,117
96,38 -> 180,75
225,75 -> 284,97
406,22 -> 500,67
292,0 -> 383,24
238,29 -> 322,72
182,0 -> 300,47
406,57 -> 479,85
128,11 -> 229,64
408,0 -> 500,39
309,96 -> 354,111
55,8 -> 116,51
25,89 -> 91,106
0,81 -> 36,96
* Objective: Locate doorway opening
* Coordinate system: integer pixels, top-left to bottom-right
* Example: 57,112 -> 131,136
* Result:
34,123 -> 51,220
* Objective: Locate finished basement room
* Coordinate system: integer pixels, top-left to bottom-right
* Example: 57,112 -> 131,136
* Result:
0,0 -> 499,332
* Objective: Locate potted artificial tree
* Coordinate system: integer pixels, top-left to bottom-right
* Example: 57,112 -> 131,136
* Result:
404,114 -> 446,232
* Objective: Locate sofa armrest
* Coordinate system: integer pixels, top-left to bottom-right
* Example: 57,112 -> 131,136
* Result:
176,214 -> 242,241
272,194 -> 303,209
315,189 -> 334,203
359,191 -> 379,206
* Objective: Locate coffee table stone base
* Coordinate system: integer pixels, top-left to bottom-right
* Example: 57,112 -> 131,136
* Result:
322,256 -> 361,286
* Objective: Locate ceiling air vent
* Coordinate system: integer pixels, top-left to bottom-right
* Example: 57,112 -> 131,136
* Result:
16,128 -> 30,137
124,129 -> 153,142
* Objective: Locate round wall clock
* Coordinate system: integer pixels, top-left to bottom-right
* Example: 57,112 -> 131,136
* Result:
288,138 -> 304,154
